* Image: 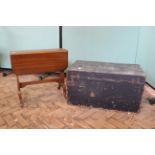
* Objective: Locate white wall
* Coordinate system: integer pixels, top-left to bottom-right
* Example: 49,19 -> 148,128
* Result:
63,26 -> 140,65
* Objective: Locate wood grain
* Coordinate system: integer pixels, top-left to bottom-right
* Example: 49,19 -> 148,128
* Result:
10,48 -> 68,107
11,48 -> 68,75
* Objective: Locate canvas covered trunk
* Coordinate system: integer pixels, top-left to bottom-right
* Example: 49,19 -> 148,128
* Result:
67,60 -> 145,112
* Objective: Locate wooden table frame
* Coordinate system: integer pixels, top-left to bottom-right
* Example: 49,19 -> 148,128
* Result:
10,48 -> 68,107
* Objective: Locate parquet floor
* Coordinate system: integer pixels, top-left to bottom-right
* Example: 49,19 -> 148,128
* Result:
0,72 -> 155,129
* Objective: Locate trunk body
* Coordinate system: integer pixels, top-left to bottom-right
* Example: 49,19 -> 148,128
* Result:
67,60 -> 145,112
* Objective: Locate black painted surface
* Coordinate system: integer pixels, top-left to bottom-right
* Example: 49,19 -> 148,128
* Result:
67,60 -> 145,112
59,26 -> 62,48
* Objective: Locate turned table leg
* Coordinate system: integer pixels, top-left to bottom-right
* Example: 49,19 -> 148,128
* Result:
16,75 -> 24,107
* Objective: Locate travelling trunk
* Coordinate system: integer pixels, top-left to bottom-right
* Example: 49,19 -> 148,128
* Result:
67,60 -> 145,112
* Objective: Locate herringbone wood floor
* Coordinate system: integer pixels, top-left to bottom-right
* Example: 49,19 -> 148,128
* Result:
0,72 -> 155,129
